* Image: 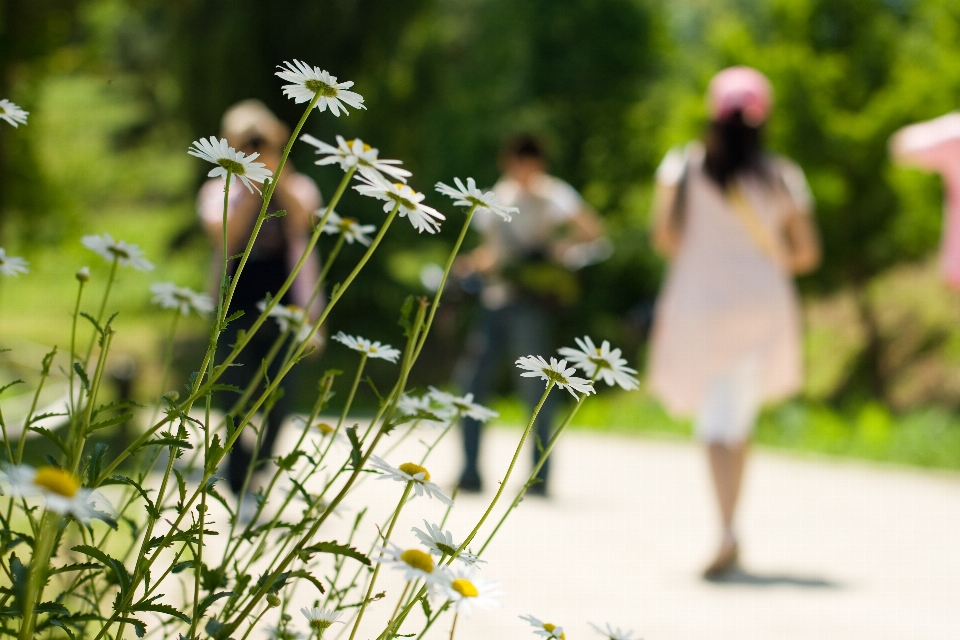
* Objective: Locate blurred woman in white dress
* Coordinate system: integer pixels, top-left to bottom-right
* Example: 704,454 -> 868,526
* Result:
648,67 -> 821,577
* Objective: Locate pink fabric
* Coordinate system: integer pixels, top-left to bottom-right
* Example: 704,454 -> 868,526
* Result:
708,66 -> 773,126
892,112 -> 960,289
648,144 -> 810,415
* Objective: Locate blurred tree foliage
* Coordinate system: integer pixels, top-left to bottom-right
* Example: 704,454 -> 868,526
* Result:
4,0 -> 960,405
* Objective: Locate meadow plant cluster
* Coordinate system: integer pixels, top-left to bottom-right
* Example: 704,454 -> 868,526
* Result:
0,63 -> 640,640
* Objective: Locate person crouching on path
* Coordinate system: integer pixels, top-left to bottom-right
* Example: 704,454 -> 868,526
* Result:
647,67 -> 821,578
197,99 -> 323,501
453,134 -> 605,497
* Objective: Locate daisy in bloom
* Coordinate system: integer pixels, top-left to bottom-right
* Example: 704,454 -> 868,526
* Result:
558,336 -> 640,391
332,331 -> 401,363
188,136 -> 272,194
150,282 -> 214,316
589,622 -> 641,640
435,177 -> 519,222
515,355 -> 595,399
353,174 -> 445,234
412,520 -> 486,566
520,615 -> 566,639
396,392 -> 446,428
433,565 -> 502,617
375,541 -> 443,582
0,248 -> 28,276
301,134 -> 410,183
317,209 -> 377,246
257,301 -> 316,344
81,233 -> 154,271
368,456 -> 453,505
0,99 -> 28,127
427,387 -> 498,423
300,607 -> 343,635
1,465 -> 109,520
276,60 -> 365,116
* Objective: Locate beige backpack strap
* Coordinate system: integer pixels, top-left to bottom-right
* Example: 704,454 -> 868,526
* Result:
725,181 -> 785,269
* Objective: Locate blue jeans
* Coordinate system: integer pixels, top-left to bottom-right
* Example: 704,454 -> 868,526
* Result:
455,299 -> 560,486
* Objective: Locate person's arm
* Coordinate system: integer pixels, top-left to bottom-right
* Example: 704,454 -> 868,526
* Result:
890,113 -> 960,171
775,157 -> 821,275
782,211 -> 821,275
651,182 -> 681,258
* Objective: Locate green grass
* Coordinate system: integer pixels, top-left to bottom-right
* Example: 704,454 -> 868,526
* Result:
490,392 -> 960,471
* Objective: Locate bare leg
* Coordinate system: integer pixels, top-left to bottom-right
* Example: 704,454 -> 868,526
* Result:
704,442 -> 748,575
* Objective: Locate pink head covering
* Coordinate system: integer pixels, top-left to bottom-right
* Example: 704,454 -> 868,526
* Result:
707,66 -> 774,126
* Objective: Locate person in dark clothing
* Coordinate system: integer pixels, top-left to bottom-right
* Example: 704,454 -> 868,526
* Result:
453,135 -> 605,496
196,100 -> 322,496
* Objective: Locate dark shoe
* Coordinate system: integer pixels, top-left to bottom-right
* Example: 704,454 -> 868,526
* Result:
702,541 -> 739,580
525,481 -> 549,498
458,472 -> 482,494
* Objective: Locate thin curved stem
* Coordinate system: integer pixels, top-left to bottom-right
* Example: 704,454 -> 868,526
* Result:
348,481 -> 413,640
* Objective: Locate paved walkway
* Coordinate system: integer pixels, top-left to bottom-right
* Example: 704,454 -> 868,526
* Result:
302,425 -> 960,640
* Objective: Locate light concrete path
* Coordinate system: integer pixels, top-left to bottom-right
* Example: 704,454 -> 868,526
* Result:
297,425 -> 960,640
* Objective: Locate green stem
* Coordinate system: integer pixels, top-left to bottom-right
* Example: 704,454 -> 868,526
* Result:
411,205 -> 476,364
68,277 -> 87,421
448,613 -> 458,640
348,481 -> 413,640
18,512 -> 60,640
84,256 -> 118,367
72,327 -> 113,474
477,373 -> 598,556
449,382 -> 554,559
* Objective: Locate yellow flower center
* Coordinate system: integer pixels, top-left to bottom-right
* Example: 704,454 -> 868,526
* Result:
315,423 -> 335,435
595,347 -> 602,355
348,139 -> 372,152
33,466 -> 80,497
543,623 -> 565,639
399,548 -> 434,573
398,462 -> 430,482
451,578 -> 478,598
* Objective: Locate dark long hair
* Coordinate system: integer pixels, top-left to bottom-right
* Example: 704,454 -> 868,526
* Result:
703,110 -> 768,188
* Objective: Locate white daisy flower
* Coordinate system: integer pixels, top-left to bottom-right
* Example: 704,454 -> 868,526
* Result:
276,61 -> 365,116
0,248 -> 28,276
0,99 -> 28,127
427,387 -> 498,423
1,465 -> 109,520
435,177 -> 519,222
520,615 -> 566,639
368,456 -> 453,505
257,301 -> 317,344
589,622 -> 640,640
412,520 -> 486,566
81,233 -> 154,271
515,355 -> 595,399
299,607 -> 343,634
188,136 -> 272,194
150,282 -> 214,316
395,392 -> 447,428
558,336 -> 639,391
317,209 -> 377,246
332,331 -> 401,363
353,174 -> 445,234
433,565 -> 501,617
301,134 -> 410,183
375,541 -> 444,582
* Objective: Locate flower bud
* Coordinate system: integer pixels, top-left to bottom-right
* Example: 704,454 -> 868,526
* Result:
76,266 -> 90,283
266,594 -> 281,608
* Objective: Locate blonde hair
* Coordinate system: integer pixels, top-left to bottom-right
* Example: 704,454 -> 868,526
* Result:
220,99 -> 289,149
